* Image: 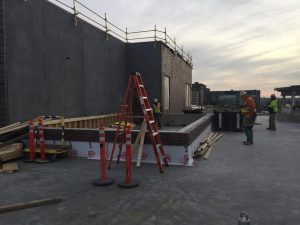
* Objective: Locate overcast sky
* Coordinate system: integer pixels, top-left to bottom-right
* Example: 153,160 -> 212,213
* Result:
53,0 -> 300,97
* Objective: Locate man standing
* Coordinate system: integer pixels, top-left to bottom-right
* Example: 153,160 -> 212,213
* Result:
267,94 -> 278,131
152,98 -> 162,129
240,91 -> 257,145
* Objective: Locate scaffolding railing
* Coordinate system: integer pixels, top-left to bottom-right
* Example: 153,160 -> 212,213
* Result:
48,0 -> 193,66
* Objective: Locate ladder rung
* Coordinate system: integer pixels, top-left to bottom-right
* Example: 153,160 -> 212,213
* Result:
142,97 -> 147,99
152,132 -> 158,136
139,85 -> 144,87
149,120 -> 155,123
146,108 -> 152,111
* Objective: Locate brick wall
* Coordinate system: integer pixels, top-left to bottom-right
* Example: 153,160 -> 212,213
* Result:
161,43 -> 192,113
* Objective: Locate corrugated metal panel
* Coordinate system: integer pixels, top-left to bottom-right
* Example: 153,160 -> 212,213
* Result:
0,0 -> 8,127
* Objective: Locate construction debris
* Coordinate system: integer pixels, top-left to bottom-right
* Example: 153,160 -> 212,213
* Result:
194,132 -> 223,159
0,143 -> 23,162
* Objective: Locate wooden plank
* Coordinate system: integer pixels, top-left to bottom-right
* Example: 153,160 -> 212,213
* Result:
214,133 -> 223,142
0,135 -> 27,149
133,121 -> 146,151
136,121 -> 147,167
0,197 -> 63,214
202,134 -> 222,159
0,123 -> 28,135
0,143 -> 23,161
203,143 -> 215,159
206,132 -> 215,141
208,132 -> 218,142
0,122 -> 21,132
42,114 -> 118,126
1,162 -> 19,173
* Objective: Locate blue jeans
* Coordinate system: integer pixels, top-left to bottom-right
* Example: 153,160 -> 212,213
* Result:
244,126 -> 253,143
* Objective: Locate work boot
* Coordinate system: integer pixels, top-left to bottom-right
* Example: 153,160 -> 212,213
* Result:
243,141 -> 253,145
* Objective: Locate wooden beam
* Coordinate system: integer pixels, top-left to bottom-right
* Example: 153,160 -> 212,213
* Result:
0,196 -> 63,214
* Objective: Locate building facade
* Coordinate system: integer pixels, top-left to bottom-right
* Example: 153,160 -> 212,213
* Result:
191,82 -> 210,106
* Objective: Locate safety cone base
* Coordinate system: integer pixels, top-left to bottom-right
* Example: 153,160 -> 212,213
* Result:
93,178 -> 114,186
118,180 -> 140,188
35,159 -> 50,164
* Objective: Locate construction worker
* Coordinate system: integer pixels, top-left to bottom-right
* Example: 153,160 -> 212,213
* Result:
152,98 -> 162,129
267,94 -> 278,131
240,91 -> 257,145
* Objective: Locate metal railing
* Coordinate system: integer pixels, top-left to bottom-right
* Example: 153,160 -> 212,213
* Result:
49,0 -> 193,65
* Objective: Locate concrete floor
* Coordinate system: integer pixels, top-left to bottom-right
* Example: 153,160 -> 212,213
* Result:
0,116 -> 300,225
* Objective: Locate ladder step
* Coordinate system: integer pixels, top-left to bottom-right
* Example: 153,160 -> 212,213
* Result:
142,97 -> 147,99
146,108 -> 152,111
152,132 -> 158,136
149,120 -> 155,123
139,85 -> 144,87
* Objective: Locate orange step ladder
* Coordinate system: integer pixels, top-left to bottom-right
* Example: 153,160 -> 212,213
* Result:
108,72 -> 169,173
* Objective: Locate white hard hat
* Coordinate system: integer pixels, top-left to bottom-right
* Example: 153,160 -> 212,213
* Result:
240,91 -> 247,97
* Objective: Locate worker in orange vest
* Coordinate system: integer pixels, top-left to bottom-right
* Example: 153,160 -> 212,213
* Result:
152,98 -> 162,129
240,91 -> 257,145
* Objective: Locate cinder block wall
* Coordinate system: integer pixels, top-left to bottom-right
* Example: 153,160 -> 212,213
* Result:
161,44 -> 192,113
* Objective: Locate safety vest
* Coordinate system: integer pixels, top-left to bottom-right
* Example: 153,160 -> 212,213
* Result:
241,96 -> 256,116
153,103 -> 161,113
268,99 -> 278,113
241,107 -> 249,113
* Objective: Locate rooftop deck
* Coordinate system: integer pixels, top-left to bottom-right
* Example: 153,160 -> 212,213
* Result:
1,116 -> 299,225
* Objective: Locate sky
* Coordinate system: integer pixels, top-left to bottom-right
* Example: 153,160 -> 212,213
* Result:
52,0 -> 300,97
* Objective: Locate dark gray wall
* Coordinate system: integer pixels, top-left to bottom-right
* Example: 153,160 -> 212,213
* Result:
4,0 -> 127,123
6,0 -> 45,122
0,0 -> 8,127
127,42 -> 162,103
1,0 -> 192,126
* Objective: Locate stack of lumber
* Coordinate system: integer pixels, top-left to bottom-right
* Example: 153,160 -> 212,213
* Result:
0,143 -> 23,162
194,132 -> 223,159
0,122 -> 29,142
0,118 -> 54,148
0,162 -> 19,174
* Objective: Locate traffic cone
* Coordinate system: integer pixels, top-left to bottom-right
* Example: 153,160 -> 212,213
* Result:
35,117 -> 50,163
118,126 -> 139,188
93,119 -> 114,186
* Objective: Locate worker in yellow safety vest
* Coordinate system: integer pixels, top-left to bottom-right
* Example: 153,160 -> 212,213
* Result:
240,91 -> 257,145
152,98 -> 162,129
267,94 -> 278,131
